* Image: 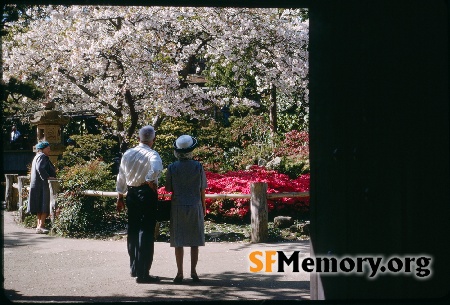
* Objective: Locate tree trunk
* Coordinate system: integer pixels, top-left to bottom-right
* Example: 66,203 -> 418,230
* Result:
152,114 -> 165,131
125,89 -> 138,141
116,116 -> 127,153
178,55 -> 196,87
269,84 -> 277,135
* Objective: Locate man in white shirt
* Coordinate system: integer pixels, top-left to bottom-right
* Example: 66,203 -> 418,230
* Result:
116,125 -> 163,284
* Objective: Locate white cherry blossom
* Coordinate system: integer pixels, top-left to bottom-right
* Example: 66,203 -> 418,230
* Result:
3,6 -> 308,147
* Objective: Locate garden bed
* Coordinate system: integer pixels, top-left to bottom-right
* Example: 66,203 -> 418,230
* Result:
155,220 -> 310,243
16,210 -> 309,242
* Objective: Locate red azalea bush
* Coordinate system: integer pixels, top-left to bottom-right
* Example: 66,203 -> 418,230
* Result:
275,130 -> 310,177
275,130 -> 309,157
159,165 -> 310,222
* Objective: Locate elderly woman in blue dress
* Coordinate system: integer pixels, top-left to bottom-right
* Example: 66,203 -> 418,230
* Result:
27,141 -> 56,234
165,135 -> 207,283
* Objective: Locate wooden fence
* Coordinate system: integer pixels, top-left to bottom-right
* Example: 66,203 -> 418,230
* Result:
5,174 -> 309,243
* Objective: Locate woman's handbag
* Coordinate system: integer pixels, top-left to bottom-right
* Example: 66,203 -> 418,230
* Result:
156,200 -> 171,221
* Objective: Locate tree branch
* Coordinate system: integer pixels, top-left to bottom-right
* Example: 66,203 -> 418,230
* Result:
57,67 -> 122,116
124,89 -> 138,140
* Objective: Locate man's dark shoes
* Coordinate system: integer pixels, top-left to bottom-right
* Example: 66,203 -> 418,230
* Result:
136,276 -> 160,284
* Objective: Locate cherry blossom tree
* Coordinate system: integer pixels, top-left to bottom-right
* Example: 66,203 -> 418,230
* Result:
1,5 -> 49,116
203,8 -> 308,133
3,6 -> 308,149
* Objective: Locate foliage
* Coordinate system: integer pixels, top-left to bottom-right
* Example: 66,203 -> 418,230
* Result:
152,117 -> 198,167
193,114 -> 279,173
157,220 -> 310,242
154,115 -> 308,176
159,165 -> 310,222
194,120 -> 239,173
275,130 -> 310,177
63,116 -> 102,137
205,61 -> 261,102
20,200 -> 37,228
1,5 -> 50,36
1,77 -> 45,116
279,158 -> 309,179
275,130 -> 309,157
52,160 -> 126,238
275,93 -> 309,133
56,134 -> 119,171
155,113 -> 277,173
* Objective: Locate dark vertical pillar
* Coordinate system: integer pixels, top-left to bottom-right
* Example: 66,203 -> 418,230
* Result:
309,0 -> 449,299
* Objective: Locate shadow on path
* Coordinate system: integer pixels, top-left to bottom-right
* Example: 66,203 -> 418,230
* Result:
4,270 -> 309,302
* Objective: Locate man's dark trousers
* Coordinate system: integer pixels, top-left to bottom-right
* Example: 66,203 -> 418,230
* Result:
126,185 -> 157,279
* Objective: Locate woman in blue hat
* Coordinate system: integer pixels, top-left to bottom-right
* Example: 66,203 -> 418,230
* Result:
27,141 -> 56,234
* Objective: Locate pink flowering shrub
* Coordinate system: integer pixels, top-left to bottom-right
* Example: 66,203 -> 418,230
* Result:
275,130 -> 309,157
159,165 -> 310,221
275,130 -> 310,176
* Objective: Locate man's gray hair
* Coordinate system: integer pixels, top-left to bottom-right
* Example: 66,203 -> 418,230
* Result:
139,125 -> 156,142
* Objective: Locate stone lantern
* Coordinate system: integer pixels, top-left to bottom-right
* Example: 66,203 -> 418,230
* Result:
29,100 -> 70,163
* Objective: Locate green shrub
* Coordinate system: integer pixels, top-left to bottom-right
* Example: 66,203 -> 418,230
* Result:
279,157 -> 309,179
194,121 -> 234,173
20,200 -> 37,228
53,160 -> 126,238
153,118 -> 197,167
155,118 -> 236,172
56,134 -> 119,170
194,115 -> 278,172
154,113 -> 296,174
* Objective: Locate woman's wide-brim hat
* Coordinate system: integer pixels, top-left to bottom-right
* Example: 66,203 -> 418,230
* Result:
173,135 -> 198,152
36,141 -> 50,150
